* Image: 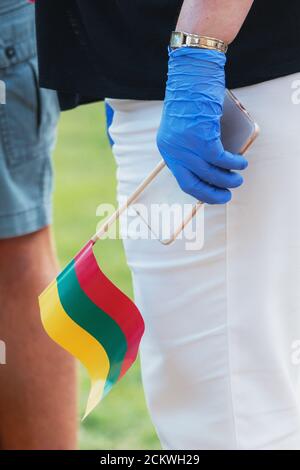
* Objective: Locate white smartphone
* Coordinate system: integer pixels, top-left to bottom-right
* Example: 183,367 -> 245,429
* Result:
125,90 -> 259,245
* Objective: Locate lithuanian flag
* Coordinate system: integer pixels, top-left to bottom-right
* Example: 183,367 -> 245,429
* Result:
39,240 -> 145,418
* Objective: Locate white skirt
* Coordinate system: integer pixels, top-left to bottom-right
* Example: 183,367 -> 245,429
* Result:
106,72 -> 300,450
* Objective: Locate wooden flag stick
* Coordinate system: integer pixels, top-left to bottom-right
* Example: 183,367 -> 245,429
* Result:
91,160 -> 166,243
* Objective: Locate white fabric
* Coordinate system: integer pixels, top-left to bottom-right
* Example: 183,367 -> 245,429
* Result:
106,72 -> 300,450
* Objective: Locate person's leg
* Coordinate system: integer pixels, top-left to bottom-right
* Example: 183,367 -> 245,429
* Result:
0,3 -> 77,449
0,228 -> 77,450
106,99 -> 238,449
106,73 -> 300,450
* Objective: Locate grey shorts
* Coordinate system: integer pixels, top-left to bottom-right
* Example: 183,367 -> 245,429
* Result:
0,1 -> 59,238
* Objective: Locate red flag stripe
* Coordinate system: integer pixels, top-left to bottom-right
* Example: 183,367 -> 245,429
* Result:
74,241 -> 145,378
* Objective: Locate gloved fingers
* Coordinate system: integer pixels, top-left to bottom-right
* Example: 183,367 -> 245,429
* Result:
170,161 -> 232,205
207,148 -> 248,171
197,139 -> 248,170
173,153 -> 244,189
158,136 -> 248,173
199,166 -> 243,189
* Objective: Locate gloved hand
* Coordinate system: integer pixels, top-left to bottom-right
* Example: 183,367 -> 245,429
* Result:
157,47 -> 248,204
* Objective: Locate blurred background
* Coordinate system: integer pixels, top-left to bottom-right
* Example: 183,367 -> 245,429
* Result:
53,102 -> 160,450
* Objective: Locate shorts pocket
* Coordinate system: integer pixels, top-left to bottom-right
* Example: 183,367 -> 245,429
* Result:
0,56 -> 46,168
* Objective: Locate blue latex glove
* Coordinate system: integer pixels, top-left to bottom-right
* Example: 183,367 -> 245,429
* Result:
157,48 -> 248,204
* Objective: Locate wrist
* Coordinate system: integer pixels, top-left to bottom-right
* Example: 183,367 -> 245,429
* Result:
176,0 -> 254,44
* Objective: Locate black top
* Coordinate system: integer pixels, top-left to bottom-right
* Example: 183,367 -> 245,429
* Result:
35,0 -> 300,110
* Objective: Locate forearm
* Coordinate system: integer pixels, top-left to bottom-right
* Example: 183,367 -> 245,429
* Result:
177,0 -> 254,44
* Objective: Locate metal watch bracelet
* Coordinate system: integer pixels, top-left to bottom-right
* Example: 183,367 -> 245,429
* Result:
170,31 -> 228,53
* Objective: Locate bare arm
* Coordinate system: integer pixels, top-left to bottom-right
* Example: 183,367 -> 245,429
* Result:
177,0 -> 254,44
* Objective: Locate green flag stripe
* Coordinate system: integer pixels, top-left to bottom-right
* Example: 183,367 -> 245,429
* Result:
57,259 -> 127,387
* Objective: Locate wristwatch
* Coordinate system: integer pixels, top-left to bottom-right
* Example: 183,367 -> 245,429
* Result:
170,31 -> 228,54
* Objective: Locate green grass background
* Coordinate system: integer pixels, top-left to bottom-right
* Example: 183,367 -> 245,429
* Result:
53,102 -> 160,450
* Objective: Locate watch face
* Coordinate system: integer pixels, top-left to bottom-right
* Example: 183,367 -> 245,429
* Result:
170,31 -> 184,48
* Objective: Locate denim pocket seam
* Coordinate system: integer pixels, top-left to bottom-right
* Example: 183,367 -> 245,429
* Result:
0,59 -> 42,169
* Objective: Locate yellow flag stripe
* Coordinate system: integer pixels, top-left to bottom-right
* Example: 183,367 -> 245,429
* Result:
39,280 -> 110,417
